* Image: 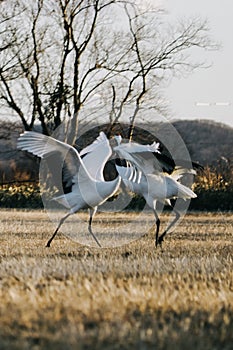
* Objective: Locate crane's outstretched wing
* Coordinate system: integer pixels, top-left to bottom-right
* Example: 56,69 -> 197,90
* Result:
17,131 -> 92,187
155,152 -> 203,174
114,140 -> 162,174
114,139 -> 203,176
80,132 -> 112,181
114,140 -> 160,155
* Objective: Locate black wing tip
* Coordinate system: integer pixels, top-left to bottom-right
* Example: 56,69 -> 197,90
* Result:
191,161 -> 204,171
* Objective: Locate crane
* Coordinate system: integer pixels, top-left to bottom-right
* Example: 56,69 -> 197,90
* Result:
17,131 -> 121,247
114,138 -> 198,247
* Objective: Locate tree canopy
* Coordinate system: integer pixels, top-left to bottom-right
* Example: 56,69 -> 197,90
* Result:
0,0 -> 216,142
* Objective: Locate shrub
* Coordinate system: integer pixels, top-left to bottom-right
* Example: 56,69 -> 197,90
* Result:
1,162 -> 232,211
190,165 -> 233,211
0,183 -> 43,208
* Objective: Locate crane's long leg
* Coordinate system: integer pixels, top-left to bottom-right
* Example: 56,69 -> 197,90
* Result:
88,207 -> 101,247
157,206 -> 180,246
46,212 -> 71,247
153,209 -> 160,247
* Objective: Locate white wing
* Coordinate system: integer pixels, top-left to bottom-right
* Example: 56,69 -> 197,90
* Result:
80,132 -> 112,181
80,131 -> 109,156
17,131 -> 78,158
114,140 -> 160,154
114,140 -> 162,174
17,131 -> 92,184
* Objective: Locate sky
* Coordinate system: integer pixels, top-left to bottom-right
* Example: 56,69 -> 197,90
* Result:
159,0 -> 233,128
2,0 -> 233,130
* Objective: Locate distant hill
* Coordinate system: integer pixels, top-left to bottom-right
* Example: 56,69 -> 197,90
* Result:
172,120 -> 233,166
77,119 -> 233,166
0,122 -> 38,183
0,119 -> 232,183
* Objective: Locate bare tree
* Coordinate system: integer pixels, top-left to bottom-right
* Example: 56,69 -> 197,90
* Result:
0,0 -> 217,142
104,5 -> 217,139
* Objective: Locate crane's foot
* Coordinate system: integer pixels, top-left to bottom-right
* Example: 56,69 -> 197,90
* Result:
155,235 -> 164,248
46,240 -> 52,247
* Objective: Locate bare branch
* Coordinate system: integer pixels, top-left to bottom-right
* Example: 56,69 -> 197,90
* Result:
0,0 -> 217,137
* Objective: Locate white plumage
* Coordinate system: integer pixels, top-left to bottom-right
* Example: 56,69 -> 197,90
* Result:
17,130 -> 199,248
17,131 -> 121,247
114,138 -> 197,246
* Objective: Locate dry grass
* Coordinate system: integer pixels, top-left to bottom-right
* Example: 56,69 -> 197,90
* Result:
0,209 -> 232,350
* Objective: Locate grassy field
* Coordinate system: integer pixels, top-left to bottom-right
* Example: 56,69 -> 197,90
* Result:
0,209 -> 232,350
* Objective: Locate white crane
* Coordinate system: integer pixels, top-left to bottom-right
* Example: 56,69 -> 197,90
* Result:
114,138 -> 198,247
17,131 -> 121,247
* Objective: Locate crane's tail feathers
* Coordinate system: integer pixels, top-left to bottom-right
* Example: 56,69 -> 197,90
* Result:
176,181 -> 197,199
53,194 -> 71,209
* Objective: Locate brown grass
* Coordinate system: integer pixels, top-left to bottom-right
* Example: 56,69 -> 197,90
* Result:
0,209 -> 232,349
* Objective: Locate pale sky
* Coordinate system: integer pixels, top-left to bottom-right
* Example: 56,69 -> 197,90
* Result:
161,0 -> 233,128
